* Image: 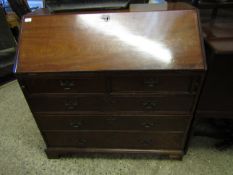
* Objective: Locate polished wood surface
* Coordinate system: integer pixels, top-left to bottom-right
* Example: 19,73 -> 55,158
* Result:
44,131 -> 184,149
29,94 -> 194,113
16,10 -> 205,73
36,114 -> 190,131
16,10 -> 205,159
21,72 -> 200,94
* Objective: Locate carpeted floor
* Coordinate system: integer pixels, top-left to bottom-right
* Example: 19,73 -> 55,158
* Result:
0,80 -> 233,175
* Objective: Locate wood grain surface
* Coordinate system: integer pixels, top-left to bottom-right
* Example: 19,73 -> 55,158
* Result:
16,10 -> 205,73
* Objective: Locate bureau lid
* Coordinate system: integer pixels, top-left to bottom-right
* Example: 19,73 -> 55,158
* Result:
15,10 -> 205,73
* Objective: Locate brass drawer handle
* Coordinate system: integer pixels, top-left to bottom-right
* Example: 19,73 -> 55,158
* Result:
105,117 -> 117,126
101,15 -> 110,22
65,99 -> 78,110
190,77 -> 200,93
60,80 -> 75,90
144,78 -> 159,88
77,139 -> 87,146
139,138 -> 152,146
141,121 -> 155,128
106,117 -> 117,123
70,121 -> 82,128
143,101 -> 157,110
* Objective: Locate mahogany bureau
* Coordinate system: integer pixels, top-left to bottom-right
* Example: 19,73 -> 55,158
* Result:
15,10 -> 206,159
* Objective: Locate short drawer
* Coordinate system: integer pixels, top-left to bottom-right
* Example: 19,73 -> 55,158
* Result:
111,75 -> 200,94
108,95 -> 194,113
29,95 -> 104,113
21,77 -> 106,94
44,131 -> 184,150
36,114 -> 191,131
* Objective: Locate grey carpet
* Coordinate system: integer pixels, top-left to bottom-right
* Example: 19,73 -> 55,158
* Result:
0,80 -> 233,175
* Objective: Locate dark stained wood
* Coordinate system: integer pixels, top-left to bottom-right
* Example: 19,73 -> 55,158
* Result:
19,72 -> 202,94
111,74 -> 200,94
16,10 -> 205,159
43,131 -> 184,149
29,94 -> 194,114
15,10 -> 205,73
22,76 -> 106,94
35,114 -> 190,131
45,147 -> 184,159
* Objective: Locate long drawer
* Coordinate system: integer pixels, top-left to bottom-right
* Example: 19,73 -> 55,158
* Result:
44,131 -> 184,150
36,114 -> 191,131
29,95 -> 194,113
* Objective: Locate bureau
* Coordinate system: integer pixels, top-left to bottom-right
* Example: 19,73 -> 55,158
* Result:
15,10 -> 206,159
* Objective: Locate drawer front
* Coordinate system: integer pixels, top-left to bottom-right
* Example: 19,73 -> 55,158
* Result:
22,77 -> 106,94
44,131 -> 184,150
29,95 -> 105,112
36,114 -> 190,131
29,95 -> 194,113
108,95 -> 194,113
111,75 -> 200,94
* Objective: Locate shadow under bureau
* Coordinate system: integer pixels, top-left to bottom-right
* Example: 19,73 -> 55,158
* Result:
15,10 -> 206,159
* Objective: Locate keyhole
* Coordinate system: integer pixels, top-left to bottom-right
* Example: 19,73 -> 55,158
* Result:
101,15 -> 110,22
